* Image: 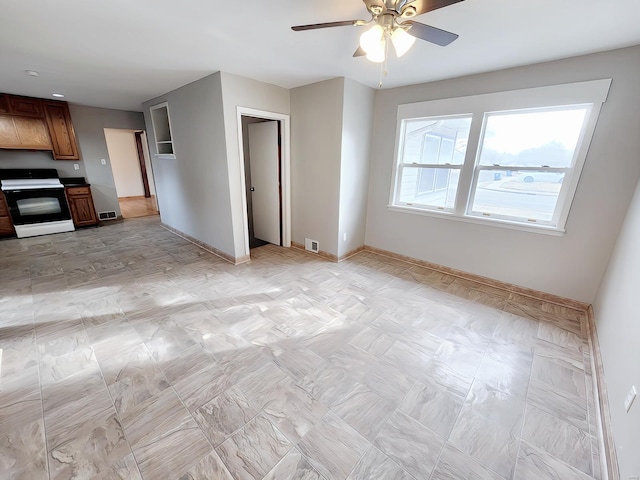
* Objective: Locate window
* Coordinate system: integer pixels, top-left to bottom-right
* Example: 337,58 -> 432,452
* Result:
395,116 -> 471,210
150,102 -> 175,158
390,80 -> 611,233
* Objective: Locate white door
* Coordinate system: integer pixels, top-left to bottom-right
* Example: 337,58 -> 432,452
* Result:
248,121 -> 280,245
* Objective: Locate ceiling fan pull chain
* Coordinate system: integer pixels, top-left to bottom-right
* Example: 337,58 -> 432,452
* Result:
379,29 -> 390,88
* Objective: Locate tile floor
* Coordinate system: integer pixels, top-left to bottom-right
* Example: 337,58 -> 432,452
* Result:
0,217 -> 602,480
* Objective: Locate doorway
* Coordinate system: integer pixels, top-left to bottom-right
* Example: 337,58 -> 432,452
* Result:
242,116 -> 281,249
237,107 -> 291,258
103,128 -> 159,219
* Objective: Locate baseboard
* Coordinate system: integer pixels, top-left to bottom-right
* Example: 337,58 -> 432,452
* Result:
363,245 -> 589,311
291,241 -> 338,262
339,245 -> 365,262
160,223 -> 241,265
586,306 -> 620,480
289,242 -> 365,263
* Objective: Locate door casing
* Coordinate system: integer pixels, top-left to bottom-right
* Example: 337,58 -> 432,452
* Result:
236,107 -> 291,258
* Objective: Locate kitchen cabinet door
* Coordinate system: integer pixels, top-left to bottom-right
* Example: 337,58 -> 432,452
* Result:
8,95 -> 43,117
0,115 -> 52,150
66,187 -> 98,226
43,101 -> 80,160
0,95 -> 10,114
0,193 -> 15,237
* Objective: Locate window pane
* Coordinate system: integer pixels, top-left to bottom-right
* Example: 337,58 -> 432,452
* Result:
470,170 -> 565,223
478,107 -> 588,167
398,167 -> 459,209
401,116 -> 472,165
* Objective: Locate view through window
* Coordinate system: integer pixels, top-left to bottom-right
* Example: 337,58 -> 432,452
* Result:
390,80 -> 610,232
468,106 -> 588,224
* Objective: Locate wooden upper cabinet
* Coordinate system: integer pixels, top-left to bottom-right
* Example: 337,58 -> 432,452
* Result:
43,100 -> 80,160
14,116 -> 52,148
0,115 -> 52,150
8,96 -> 43,117
0,94 -> 80,160
0,95 -> 10,114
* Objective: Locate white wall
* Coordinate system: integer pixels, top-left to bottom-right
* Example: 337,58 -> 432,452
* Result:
338,78 -> 375,258
104,129 -> 145,198
291,78 -> 345,257
143,73 -> 234,257
219,72 -> 290,258
365,45 -> 640,303
593,176 -> 640,479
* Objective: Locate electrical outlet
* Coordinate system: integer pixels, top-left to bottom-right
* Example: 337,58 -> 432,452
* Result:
100,158 -> 107,165
73,163 -> 79,171
624,385 -> 637,412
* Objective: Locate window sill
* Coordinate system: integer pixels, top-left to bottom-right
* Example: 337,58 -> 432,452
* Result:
387,204 -> 566,237
155,154 -> 176,159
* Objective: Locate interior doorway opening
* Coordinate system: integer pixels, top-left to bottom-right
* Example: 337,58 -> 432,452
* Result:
103,128 -> 159,219
237,107 -> 291,259
242,116 -> 282,249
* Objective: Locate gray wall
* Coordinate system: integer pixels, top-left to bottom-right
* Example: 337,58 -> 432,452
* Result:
338,78 -> 375,258
365,45 -> 640,303
593,175 -> 640,478
0,105 -> 145,216
291,78 -> 345,257
219,72 -> 290,258
69,105 -> 146,216
143,73 -> 233,257
0,150 -> 87,178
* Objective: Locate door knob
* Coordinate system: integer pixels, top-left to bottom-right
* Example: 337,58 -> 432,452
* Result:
250,187 -> 255,192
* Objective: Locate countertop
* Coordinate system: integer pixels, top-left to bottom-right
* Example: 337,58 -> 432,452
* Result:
60,177 -> 90,187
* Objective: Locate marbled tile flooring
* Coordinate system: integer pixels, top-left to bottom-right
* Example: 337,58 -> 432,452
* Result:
0,217 -> 602,480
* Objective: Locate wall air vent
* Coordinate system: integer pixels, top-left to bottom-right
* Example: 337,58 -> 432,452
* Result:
98,211 -> 117,220
305,238 -> 319,253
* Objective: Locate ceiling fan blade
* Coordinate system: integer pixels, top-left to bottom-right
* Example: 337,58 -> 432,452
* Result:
353,46 -> 367,57
292,20 -> 361,31
399,0 -> 465,16
403,20 -> 459,46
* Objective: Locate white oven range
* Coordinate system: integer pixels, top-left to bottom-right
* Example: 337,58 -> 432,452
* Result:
0,169 -> 75,238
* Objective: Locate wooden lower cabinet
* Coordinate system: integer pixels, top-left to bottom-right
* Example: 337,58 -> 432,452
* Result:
0,192 -> 15,237
65,186 -> 98,227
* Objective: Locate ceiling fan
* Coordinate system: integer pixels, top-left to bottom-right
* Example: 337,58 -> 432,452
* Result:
292,0 -> 464,63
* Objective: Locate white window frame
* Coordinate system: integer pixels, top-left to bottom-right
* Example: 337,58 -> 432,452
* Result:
394,114 -> 471,213
388,79 -> 612,235
149,102 -> 176,159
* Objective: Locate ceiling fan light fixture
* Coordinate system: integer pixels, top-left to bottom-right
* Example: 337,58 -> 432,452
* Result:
359,24 -> 384,54
391,27 -> 416,57
401,5 -> 417,17
366,44 -> 386,63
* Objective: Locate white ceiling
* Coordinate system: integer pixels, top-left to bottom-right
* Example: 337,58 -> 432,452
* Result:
1,0 -> 639,112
